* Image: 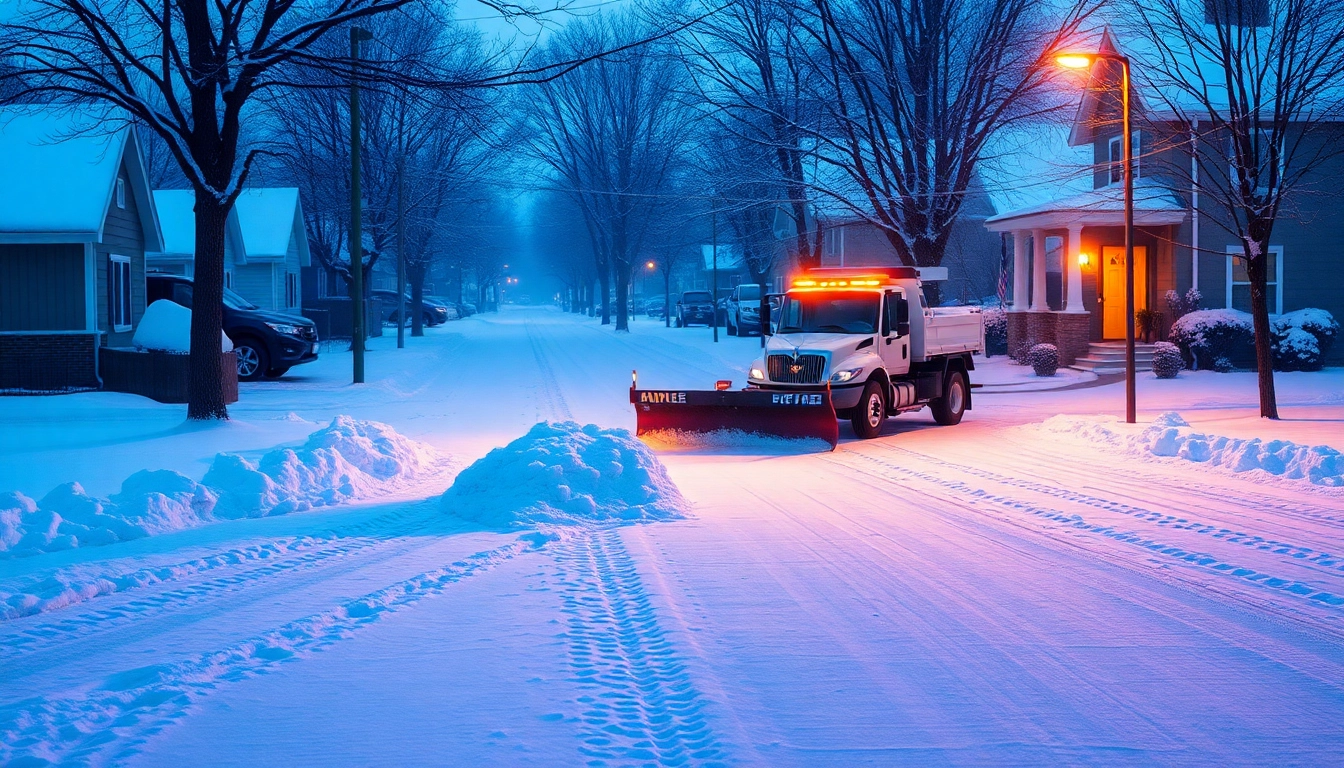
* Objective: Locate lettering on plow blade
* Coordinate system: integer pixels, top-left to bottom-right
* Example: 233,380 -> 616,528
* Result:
629,387 -> 839,448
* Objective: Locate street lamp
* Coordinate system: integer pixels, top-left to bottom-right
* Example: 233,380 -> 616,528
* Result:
1058,50 -> 1137,423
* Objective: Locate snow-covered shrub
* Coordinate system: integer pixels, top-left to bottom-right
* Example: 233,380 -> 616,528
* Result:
1152,341 -> 1183,379
1027,343 -> 1058,376
441,421 -> 688,528
1170,309 -> 1253,370
1212,355 -> 1236,373
1165,287 -> 1202,321
1271,308 -> 1338,371
983,306 -> 1008,357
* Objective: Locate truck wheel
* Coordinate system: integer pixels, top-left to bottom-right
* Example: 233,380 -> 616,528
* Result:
931,370 -> 968,426
850,380 -> 887,439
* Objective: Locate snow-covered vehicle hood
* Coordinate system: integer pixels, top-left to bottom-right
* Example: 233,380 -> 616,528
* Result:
767,333 -> 873,357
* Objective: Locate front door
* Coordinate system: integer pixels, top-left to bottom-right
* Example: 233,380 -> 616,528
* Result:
1102,246 -> 1147,339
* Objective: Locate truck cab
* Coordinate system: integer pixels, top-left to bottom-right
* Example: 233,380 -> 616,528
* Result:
747,267 -> 984,438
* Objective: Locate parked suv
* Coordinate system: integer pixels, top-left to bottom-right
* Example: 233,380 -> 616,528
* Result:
674,291 -> 715,328
725,283 -> 764,336
372,290 -> 453,326
146,273 -> 319,381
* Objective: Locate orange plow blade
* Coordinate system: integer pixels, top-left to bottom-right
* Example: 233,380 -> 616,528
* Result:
630,386 -> 839,449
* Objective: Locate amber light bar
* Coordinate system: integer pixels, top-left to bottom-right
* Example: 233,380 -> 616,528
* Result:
790,276 -> 885,288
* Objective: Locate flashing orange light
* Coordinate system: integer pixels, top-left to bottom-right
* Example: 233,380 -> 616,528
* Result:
793,279 -> 818,287
1056,54 -> 1094,70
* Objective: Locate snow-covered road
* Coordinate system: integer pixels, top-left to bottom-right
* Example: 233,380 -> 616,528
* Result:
3,307 -> 1343,765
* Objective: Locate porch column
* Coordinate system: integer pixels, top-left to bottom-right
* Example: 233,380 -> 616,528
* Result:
1065,223 -> 1086,313
1011,230 -> 1029,311
1030,228 -> 1048,311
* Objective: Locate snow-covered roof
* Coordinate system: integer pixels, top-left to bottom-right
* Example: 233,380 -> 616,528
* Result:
149,187 -> 309,266
0,107 -> 163,249
984,175 -> 1187,230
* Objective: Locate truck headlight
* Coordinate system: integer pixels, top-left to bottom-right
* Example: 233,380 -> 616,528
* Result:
749,366 -> 765,381
829,367 -> 863,383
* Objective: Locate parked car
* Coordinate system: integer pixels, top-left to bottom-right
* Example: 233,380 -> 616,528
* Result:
675,290 -> 715,328
427,296 -> 473,319
646,295 -> 666,319
373,290 -> 454,326
146,273 -> 319,381
725,283 -> 764,336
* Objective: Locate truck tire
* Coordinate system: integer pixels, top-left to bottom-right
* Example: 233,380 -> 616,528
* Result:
850,380 -> 887,439
931,370 -> 968,426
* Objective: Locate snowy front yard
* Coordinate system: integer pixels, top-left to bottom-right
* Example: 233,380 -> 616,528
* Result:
3,307 -> 1343,765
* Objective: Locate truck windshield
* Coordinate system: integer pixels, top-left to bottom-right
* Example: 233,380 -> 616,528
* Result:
777,292 -> 879,335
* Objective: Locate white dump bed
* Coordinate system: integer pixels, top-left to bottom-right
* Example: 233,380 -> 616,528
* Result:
920,306 -> 984,358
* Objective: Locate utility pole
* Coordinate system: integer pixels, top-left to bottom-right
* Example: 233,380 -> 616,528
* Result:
396,154 -> 406,349
349,26 -> 373,384
711,205 -> 718,343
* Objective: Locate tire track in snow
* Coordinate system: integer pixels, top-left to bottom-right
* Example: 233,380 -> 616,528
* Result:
824,451 -> 1344,613
867,444 -> 1344,579
552,530 -> 724,766
0,537 -> 544,767
525,319 -> 574,421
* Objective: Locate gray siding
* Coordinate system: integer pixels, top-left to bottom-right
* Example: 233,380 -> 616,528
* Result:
0,244 -> 85,331
234,262 -> 276,310
95,169 -> 146,346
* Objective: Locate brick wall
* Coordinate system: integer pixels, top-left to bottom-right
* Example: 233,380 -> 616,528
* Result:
0,332 -> 101,391
1056,313 -> 1092,367
1007,311 -> 1092,366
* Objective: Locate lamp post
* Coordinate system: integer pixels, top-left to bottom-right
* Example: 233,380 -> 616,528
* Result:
1058,51 -> 1136,423
349,25 -> 374,384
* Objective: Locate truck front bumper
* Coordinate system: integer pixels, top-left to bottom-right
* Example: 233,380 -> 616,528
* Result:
753,382 -> 865,410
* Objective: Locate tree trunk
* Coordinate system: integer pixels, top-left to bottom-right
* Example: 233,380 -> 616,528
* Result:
1246,246 -> 1279,419
614,262 -> 631,331
410,263 -> 426,337
911,237 -> 946,307
598,272 -> 611,325
187,195 -> 230,420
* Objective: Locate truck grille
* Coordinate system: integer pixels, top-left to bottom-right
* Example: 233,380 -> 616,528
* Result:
768,354 -> 825,384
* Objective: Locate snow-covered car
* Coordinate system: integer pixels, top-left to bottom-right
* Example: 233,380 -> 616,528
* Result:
146,273 -> 319,381
675,291 -> 715,328
373,290 -> 453,326
646,295 -> 666,318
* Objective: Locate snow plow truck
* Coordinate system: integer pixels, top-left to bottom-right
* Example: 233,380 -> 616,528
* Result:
631,267 -> 984,448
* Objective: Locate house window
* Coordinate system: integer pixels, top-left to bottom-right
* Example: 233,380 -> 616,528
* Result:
225,270 -> 233,289
108,254 -> 132,331
1205,0 -> 1268,26
317,269 -> 329,298
1108,131 -> 1141,185
824,227 -> 845,264
286,272 -> 298,307
1227,245 -> 1282,315
115,178 -> 126,209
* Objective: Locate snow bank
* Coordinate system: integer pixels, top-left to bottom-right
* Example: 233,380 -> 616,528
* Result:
1035,413 -> 1344,487
133,299 -> 233,353
0,418 -> 437,558
441,422 -> 688,527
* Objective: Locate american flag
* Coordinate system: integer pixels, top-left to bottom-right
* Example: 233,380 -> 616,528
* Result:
996,233 -> 1010,308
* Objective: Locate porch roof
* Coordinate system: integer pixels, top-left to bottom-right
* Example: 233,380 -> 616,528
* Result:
984,177 -> 1187,232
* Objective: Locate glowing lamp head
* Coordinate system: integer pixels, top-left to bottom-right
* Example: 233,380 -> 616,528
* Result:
646,261 -> 655,270
1078,252 -> 1092,267
1056,54 -> 1095,70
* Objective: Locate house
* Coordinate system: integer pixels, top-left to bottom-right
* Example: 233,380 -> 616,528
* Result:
985,27 -> 1344,366
0,108 -> 164,391
149,188 -> 309,312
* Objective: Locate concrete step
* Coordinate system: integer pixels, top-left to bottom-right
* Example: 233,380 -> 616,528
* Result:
1082,350 -> 1156,363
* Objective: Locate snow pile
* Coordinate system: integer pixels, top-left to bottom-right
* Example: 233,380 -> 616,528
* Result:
1035,412 -> 1343,487
132,299 -> 233,353
206,416 -> 438,518
441,421 -> 688,527
0,418 -> 438,558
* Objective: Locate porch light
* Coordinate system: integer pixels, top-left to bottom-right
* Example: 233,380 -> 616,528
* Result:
1078,252 -> 1091,267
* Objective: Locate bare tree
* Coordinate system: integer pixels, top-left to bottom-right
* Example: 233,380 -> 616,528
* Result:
0,0 -> 436,419
527,10 -> 696,331
702,128 -> 786,289
792,0 -> 1091,303
681,0 -> 823,269
1120,0 -> 1344,418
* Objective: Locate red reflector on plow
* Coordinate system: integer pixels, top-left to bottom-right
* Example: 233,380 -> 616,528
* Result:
630,386 -> 839,450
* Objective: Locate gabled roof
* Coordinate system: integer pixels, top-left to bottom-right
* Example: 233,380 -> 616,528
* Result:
149,187 -> 310,266
0,107 -> 164,249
